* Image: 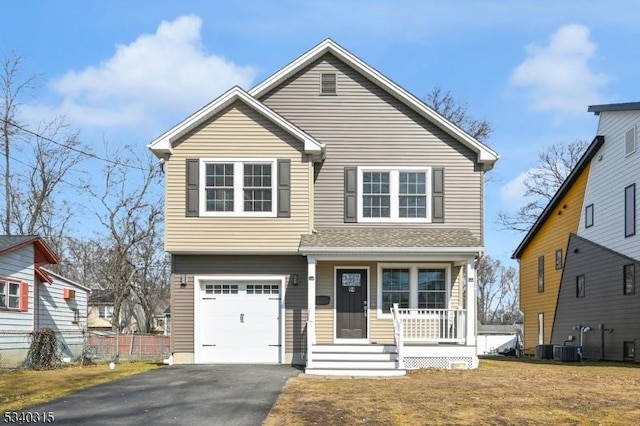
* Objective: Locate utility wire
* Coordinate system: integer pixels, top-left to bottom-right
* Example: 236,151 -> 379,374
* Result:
1,118 -> 151,172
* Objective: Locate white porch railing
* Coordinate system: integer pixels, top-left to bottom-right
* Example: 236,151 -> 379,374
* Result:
392,306 -> 466,344
390,303 -> 405,369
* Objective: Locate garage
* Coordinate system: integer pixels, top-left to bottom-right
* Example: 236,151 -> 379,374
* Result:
194,276 -> 283,363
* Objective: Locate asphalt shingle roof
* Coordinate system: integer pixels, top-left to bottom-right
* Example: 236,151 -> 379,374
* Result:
299,228 -> 481,250
0,235 -> 39,252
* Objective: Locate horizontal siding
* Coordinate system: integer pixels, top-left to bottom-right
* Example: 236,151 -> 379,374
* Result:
552,235 -> 640,361
165,101 -> 312,253
0,246 -> 34,332
37,276 -> 89,333
262,53 -> 482,239
315,263 -> 334,343
519,165 -> 590,353
171,255 -> 307,355
580,110 -> 640,259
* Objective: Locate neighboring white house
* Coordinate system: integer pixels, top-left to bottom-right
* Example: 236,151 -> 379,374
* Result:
0,235 -> 90,368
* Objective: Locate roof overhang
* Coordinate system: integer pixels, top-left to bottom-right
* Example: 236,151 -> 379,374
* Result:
148,86 -> 325,160
588,102 -> 640,115
249,39 -> 499,170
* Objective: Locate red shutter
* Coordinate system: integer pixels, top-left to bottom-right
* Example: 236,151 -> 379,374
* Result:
19,282 -> 29,312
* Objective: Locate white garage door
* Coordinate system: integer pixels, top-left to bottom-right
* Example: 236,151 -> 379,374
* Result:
196,280 -> 281,363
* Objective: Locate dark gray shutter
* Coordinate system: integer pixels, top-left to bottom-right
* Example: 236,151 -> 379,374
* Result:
344,167 -> 357,223
277,159 -> 291,218
186,159 -> 199,217
432,167 -> 444,223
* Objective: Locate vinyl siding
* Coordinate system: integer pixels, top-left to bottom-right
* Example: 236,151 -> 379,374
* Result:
0,246 -> 34,332
261,53 -> 483,239
315,261 -> 463,344
579,110 -> 640,259
519,164 -> 591,353
164,100 -> 312,253
552,235 -> 640,361
171,255 -> 307,357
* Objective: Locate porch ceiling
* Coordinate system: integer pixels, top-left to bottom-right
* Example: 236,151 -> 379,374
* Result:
299,228 -> 482,256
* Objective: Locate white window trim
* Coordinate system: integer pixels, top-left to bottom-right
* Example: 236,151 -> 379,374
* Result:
625,125 -> 637,157
199,158 -> 277,217
357,166 -> 432,223
0,279 -> 21,310
376,263 -> 451,319
193,274 -> 286,364
99,305 -> 114,319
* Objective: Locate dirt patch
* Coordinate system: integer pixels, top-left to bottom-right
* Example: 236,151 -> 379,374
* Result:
264,358 -> 640,425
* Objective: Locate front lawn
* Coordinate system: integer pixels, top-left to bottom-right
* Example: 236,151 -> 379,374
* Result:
264,358 -> 640,425
0,361 -> 160,412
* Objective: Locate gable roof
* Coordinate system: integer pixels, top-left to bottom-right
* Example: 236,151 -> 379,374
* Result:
512,135 -> 605,259
148,86 -> 325,159
41,268 -> 92,293
0,235 -> 59,283
250,39 -> 499,170
588,102 -> 640,115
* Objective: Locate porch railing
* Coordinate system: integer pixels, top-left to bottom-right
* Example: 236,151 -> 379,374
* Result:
392,307 -> 466,343
390,303 -> 405,369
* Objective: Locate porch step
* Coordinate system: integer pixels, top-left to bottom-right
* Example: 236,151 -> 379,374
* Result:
305,368 -> 406,377
312,351 -> 397,361
311,360 -> 398,369
313,344 -> 397,353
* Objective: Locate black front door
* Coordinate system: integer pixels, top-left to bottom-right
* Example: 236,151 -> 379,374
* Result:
336,269 -> 367,339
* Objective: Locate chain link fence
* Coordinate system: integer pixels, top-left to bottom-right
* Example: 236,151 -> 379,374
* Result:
0,330 -> 170,368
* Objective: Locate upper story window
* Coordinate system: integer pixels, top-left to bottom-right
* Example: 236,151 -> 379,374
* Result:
585,203 -> 594,228
99,305 -> 114,319
358,167 -> 431,222
320,73 -> 337,95
0,280 -> 20,309
537,256 -> 544,293
624,264 -> 635,295
625,184 -> 636,238
200,159 -> 276,217
555,249 -> 563,270
625,126 -> 636,156
576,275 -> 585,298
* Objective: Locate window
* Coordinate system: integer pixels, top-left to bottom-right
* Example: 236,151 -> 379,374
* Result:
320,73 -> 337,95
624,264 -> 635,295
555,249 -> 563,270
538,313 -> 544,345
200,159 -> 276,217
99,305 -> 113,319
576,275 -> 585,298
72,309 -> 80,324
585,204 -> 594,228
0,280 -> 20,309
378,264 -> 448,315
625,127 -> 636,156
359,167 -> 431,222
538,256 -> 544,293
625,184 -> 636,237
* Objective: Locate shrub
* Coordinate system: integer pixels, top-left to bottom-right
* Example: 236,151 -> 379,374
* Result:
25,328 -> 61,370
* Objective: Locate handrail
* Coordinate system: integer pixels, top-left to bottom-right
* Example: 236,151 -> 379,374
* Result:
395,308 -> 466,343
391,303 -> 404,370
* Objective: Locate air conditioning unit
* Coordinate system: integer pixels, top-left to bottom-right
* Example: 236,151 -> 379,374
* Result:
553,345 -> 580,362
535,344 -> 554,359
63,288 -> 76,300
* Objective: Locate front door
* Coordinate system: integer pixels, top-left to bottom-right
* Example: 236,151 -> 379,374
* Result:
336,269 -> 367,339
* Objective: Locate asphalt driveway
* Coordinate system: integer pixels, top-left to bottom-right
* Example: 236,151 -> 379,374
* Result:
28,364 -> 299,425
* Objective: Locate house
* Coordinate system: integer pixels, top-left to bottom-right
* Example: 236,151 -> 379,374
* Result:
87,289 -> 116,331
513,102 -> 640,361
148,39 -> 499,375
0,235 -> 89,367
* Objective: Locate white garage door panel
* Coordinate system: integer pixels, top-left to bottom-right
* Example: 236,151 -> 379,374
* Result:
196,280 -> 281,364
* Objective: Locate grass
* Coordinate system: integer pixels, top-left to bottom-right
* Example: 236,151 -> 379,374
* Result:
0,361 -> 160,412
264,358 -> 640,425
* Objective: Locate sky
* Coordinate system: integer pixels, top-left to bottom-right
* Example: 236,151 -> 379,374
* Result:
1,1 -> 639,268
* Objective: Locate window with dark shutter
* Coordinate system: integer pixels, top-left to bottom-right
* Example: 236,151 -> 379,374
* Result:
344,167 -> 357,222
320,73 -> 337,95
277,159 -> 291,218
185,159 -> 200,217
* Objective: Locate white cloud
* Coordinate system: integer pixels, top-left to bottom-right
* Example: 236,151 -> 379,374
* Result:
509,24 -> 609,116
499,171 -> 530,206
50,15 -> 257,129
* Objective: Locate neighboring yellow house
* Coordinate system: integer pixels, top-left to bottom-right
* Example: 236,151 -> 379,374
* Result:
512,137 -> 604,354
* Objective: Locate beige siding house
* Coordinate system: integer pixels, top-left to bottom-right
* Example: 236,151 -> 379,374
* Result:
149,39 -> 498,375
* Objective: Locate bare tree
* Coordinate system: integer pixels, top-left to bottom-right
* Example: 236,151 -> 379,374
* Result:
0,52 -> 40,233
425,87 -> 493,143
497,139 -> 589,232
89,147 -> 164,331
477,255 -> 519,324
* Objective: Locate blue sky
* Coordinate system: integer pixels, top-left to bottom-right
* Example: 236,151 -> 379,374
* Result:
2,1 -> 639,267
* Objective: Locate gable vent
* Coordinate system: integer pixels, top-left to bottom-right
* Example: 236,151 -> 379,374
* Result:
625,127 -> 636,156
320,73 -> 337,95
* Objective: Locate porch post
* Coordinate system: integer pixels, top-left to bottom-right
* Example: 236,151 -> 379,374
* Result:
465,257 -> 477,346
306,256 -> 317,368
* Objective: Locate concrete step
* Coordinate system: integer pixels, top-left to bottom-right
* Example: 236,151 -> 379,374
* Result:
312,352 -> 397,361
305,368 -> 406,377
312,344 -> 397,354
311,360 -> 398,369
